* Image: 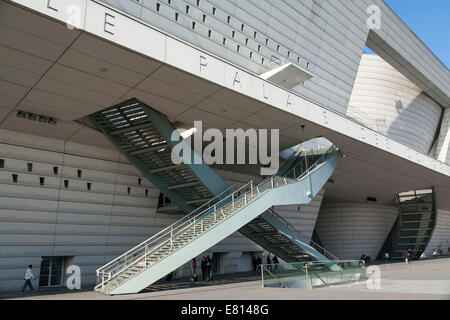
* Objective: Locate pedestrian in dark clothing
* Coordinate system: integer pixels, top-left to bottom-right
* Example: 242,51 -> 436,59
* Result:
206,255 -> 212,281
201,256 -> 207,281
272,256 -> 279,272
408,249 -> 413,260
20,265 -> 35,293
255,256 -> 262,272
266,255 -> 272,271
402,249 -> 409,264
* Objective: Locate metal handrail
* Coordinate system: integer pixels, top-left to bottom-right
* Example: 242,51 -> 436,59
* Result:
95,177 -> 279,284
283,145 -> 338,181
267,208 -> 339,261
96,183 -> 238,274
96,145 -> 340,290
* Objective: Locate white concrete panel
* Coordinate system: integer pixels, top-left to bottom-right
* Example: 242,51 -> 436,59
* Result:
315,202 -> 398,260
423,210 -> 450,257
347,54 -> 443,155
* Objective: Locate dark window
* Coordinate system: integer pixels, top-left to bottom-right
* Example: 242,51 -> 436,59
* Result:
203,14 -> 206,22
257,44 -> 260,52
245,38 -> 249,45
39,256 -> 65,287
192,21 -> 196,29
223,37 -> 226,45
186,5 -> 189,14
138,178 -> 142,185
87,182 -> 91,190
287,51 -> 291,58
212,7 -> 216,15
175,12 -> 179,21
145,189 -> 149,197
237,45 -> 240,52
208,29 -> 211,37
64,180 -> 69,188
168,0 -> 171,4
297,57 -> 300,63
265,38 -> 268,45
12,174 -> 18,183
250,52 -> 253,58
253,31 -> 257,38
156,3 -> 160,11
261,57 -> 265,64
241,24 -> 244,31
0,159 -> 4,168
277,45 -> 280,52
127,187 -> 131,195
40,177 -> 45,186
53,166 -> 59,175
306,62 -> 310,68
227,16 -> 230,23
77,169 -> 82,178
196,0 -> 200,6
232,30 -> 235,38
27,163 -> 33,172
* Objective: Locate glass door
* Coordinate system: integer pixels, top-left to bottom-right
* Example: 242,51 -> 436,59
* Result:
39,257 -> 65,287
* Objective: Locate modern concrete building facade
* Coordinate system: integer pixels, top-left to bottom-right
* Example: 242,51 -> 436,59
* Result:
0,0 -> 449,292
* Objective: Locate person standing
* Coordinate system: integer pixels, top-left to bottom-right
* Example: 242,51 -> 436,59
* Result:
272,256 -> 279,272
384,251 -> 389,264
402,249 -> 409,264
189,258 -> 197,281
201,256 -> 207,281
255,256 -> 262,272
206,255 -> 212,281
20,265 -> 35,293
266,254 -> 272,271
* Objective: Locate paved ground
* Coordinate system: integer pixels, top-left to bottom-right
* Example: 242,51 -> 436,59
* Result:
2,257 -> 449,300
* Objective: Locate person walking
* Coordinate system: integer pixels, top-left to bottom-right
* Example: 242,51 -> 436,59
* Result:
384,251 -> 389,264
402,249 -> 409,264
206,255 -> 212,281
20,265 -> 35,293
201,256 -> 207,281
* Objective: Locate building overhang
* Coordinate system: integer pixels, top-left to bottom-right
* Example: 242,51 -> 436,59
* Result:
1,0 -> 449,209
259,62 -> 313,90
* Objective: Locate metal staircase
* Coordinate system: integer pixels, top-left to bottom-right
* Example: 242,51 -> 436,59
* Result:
89,99 -> 229,213
91,99 -> 341,295
378,188 -> 437,260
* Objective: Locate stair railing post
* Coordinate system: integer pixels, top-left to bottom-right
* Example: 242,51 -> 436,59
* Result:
245,194 -> 247,205
261,265 -> 264,288
232,194 -> 235,210
271,177 -> 274,189
251,181 -> 253,196
201,219 -> 204,233
170,228 -> 173,249
257,186 -> 260,195
214,205 -> 217,222
306,265 -> 312,289
294,167 -> 296,179
144,245 -> 147,267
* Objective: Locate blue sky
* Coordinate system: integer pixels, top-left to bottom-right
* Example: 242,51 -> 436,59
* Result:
365,0 -> 450,68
